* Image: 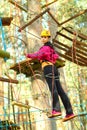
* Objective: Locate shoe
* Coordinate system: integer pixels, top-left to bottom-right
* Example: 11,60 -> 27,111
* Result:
62,114 -> 76,122
48,110 -> 62,118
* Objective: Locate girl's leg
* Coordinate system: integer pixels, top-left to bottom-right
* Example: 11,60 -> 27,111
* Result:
43,65 -> 61,112
54,66 -> 73,115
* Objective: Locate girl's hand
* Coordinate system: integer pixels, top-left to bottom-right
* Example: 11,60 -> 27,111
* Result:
28,58 -> 32,61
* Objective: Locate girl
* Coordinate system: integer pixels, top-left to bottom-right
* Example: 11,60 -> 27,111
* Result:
26,29 -> 75,122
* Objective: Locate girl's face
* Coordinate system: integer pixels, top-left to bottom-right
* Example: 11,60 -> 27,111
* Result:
41,36 -> 50,44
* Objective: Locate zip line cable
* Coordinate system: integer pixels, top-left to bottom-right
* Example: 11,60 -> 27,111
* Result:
11,22 -> 40,39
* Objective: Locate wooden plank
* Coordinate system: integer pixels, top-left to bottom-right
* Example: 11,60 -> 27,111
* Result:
54,43 -> 87,65
63,27 -> 87,40
67,53 -> 87,65
60,9 -> 87,25
0,17 -> 13,26
12,101 -> 30,108
54,40 -> 87,58
54,43 -> 68,52
57,32 -> 87,50
10,59 -> 41,77
65,43 -> 87,55
75,43 -> 87,52
65,46 -> 87,58
56,51 -> 86,66
10,58 -> 65,76
0,77 -> 18,84
53,39 -> 70,49
18,8 -> 50,32
53,40 -> 87,66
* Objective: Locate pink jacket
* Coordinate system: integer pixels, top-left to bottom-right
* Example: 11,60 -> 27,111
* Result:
26,45 -> 59,64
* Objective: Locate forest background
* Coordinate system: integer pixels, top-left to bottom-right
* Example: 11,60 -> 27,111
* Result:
0,0 -> 87,130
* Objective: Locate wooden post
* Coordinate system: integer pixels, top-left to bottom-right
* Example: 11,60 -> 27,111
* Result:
60,9 -> 87,25
26,100 -> 32,130
10,84 -> 16,130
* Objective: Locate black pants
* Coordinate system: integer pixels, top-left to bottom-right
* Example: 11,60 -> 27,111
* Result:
43,65 -> 73,115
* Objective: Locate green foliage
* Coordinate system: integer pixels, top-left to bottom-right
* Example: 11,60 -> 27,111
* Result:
56,0 -> 87,32
0,49 -> 10,59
